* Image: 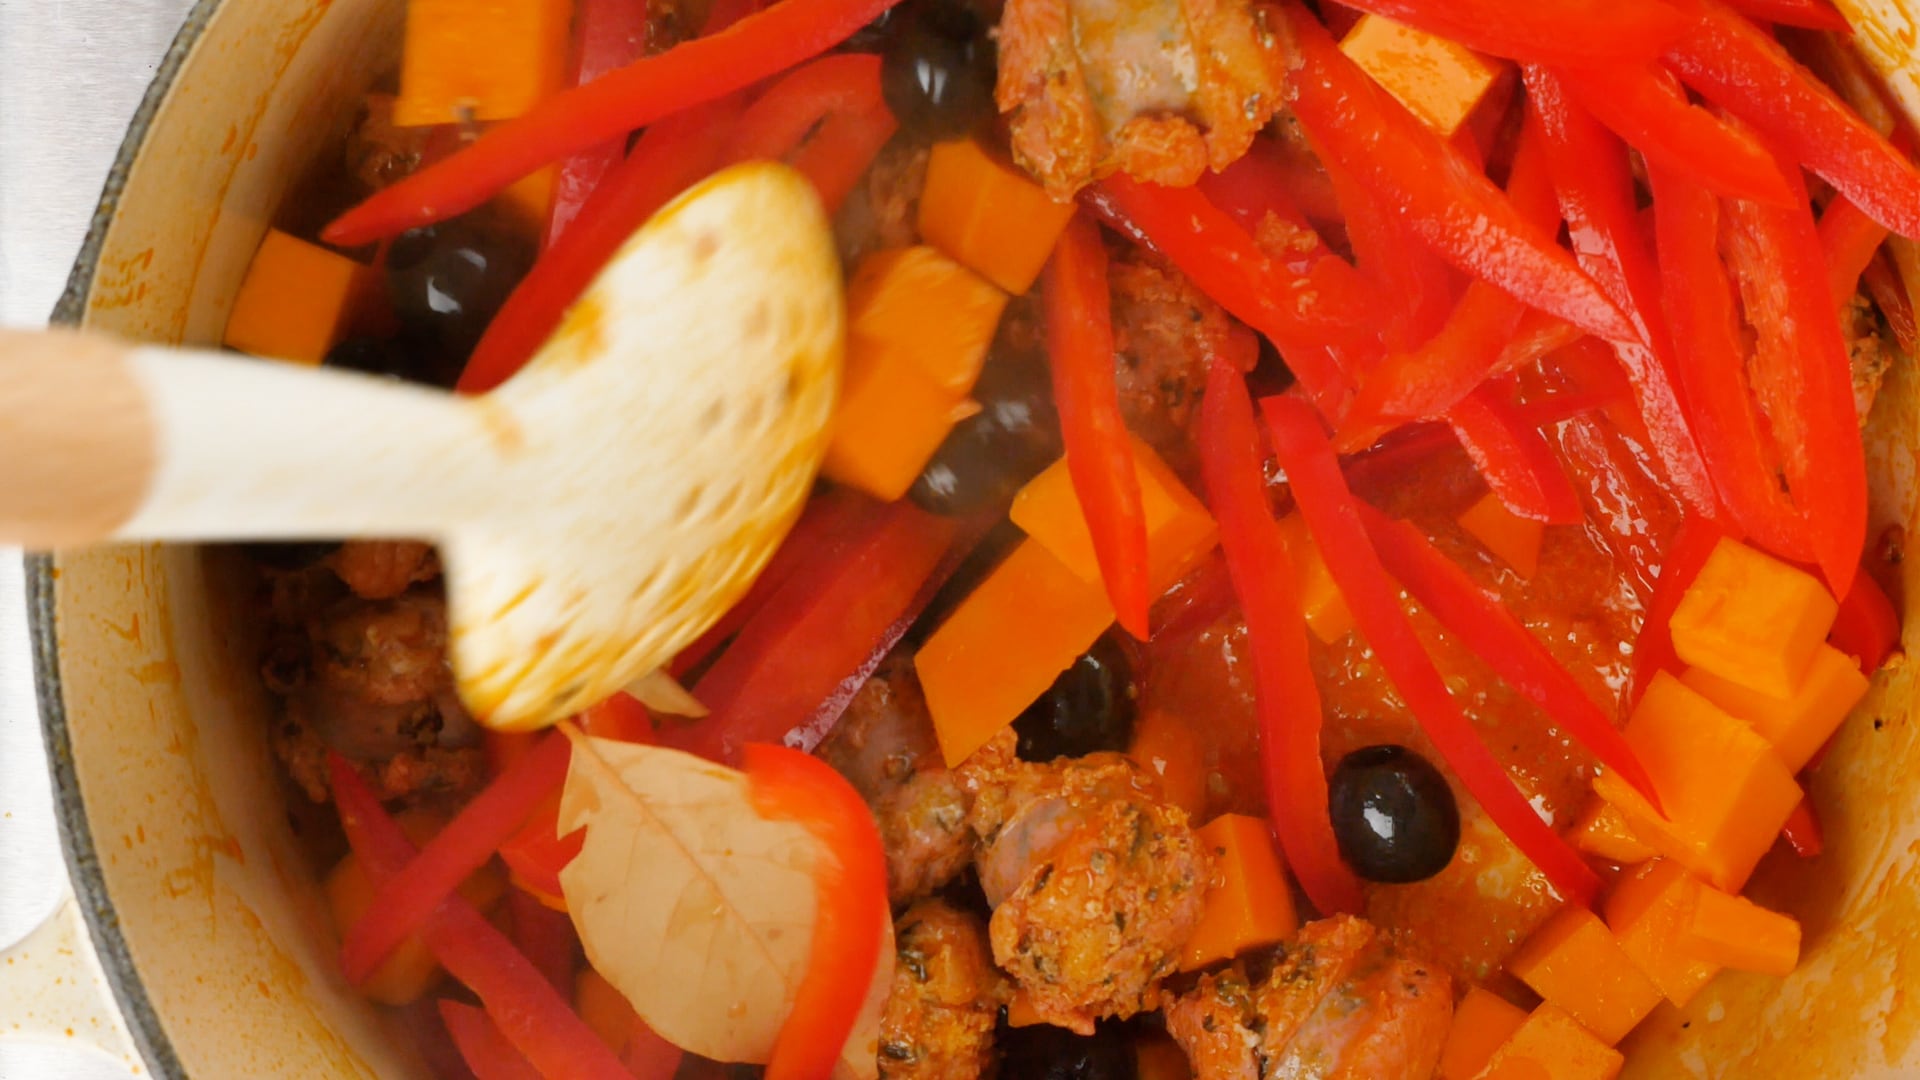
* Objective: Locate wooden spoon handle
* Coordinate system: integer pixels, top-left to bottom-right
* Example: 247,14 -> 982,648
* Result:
0,327 -> 497,549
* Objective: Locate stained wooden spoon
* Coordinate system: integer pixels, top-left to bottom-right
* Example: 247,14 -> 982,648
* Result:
0,163 -> 844,731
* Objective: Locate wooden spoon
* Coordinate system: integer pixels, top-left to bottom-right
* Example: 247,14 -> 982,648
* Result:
0,162 -> 845,731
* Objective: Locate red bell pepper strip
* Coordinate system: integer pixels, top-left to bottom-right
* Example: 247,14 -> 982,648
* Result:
624,1018 -> 688,1078
1831,568 -> 1900,672
1551,413 -> 1678,605
1821,194 -> 1892,307
727,53 -> 896,215
1197,361 -> 1365,916
1523,68 -> 1720,519
742,744 -> 888,1080
578,691 -> 654,742
1865,254 -> 1920,355
1781,799 -> 1825,858
1196,137 -> 1342,240
1261,394 -> 1602,905
439,1000 -> 544,1080
1317,152 -> 1456,355
1046,215 -> 1152,638
1667,1 -> 1920,241
1628,512 -> 1729,703
667,499 -> 958,762
546,0 -> 654,246
1150,551 -> 1239,648
1647,162 -> 1812,563
1726,0 -> 1850,30
341,731 -> 573,984
1722,158 -> 1868,597
505,887 -> 578,991
1280,4 -> 1636,345
329,756 -> 630,1080
785,98 -> 898,215
1334,0 -> 1690,67
1552,64 -> 1794,207
323,0 -> 908,244
1447,388 -> 1583,525
500,801 -> 587,905
1357,504 -> 1662,807
1496,309 -> 1584,377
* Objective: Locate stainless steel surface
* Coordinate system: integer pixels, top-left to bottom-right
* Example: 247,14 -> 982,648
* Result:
0,1 -> 195,1074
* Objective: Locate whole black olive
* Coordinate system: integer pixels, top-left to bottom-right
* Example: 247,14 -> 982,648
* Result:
998,1021 -> 1137,1080
1328,745 -> 1460,884
238,540 -> 342,571
1014,634 -> 1137,762
880,0 -> 997,140
323,335 -> 461,389
385,214 -> 533,364
911,351 -> 1062,516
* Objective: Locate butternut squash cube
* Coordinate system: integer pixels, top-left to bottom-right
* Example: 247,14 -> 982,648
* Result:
1478,1004 -> 1624,1080
394,0 -> 573,127
1570,798 -> 1656,867
1681,644 -> 1868,772
1011,436 -> 1218,594
1668,538 -> 1839,698
1437,987 -> 1529,1080
1601,859 -> 1721,1008
1339,14 -> 1504,138
847,246 -> 1008,395
224,228 -> 375,365
1506,906 -> 1663,1045
1593,672 -> 1802,893
919,138 -> 1077,294
1180,814 -> 1299,970
1457,491 -> 1545,578
1679,887 -> 1801,977
822,352 -> 978,502
1276,513 -> 1354,643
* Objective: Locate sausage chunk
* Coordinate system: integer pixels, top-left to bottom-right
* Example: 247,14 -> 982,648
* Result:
329,540 -> 439,601
1108,243 -> 1241,473
878,899 -> 1005,1079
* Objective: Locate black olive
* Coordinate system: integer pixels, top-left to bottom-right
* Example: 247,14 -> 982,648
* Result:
323,335 -> 462,389
839,5 -> 898,52
1014,634 -> 1137,762
911,350 -> 1062,516
238,540 -> 342,570
880,0 -> 997,140
998,1020 -> 1137,1080
1328,745 -> 1460,884
385,213 -> 533,365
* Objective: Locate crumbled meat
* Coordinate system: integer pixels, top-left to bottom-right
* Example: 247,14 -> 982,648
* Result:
329,540 -> 439,600
312,591 -> 452,706
1164,915 -> 1454,1080
996,0 -> 1284,195
837,135 -> 933,267
344,94 -> 430,192
1845,291 -> 1895,423
820,655 -> 979,904
1108,242 -> 1239,473
959,731 -> 1208,1033
876,899 -> 1005,1079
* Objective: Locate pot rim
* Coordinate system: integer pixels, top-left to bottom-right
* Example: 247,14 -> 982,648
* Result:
35,3 -> 223,1076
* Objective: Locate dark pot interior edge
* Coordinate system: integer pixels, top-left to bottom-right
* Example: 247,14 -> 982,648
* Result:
35,2 -> 225,1077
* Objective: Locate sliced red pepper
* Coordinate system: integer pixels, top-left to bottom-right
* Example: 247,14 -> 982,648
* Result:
1495,309 -> 1584,377
1197,361 -> 1365,916
1280,4 -> 1635,345
1196,136 -> 1342,237
341,732 -> 573,984
1821,194 -> 1892,307
624,1018 -> 688,1077
1865,252 -> 1920,354
666,499 -> 959,762
1045,215 -> 1152,638
1336,0 -> 1690,66
1628,511 -> 1729,703
1317,152 -> 1456,355
1261,394 -> 1601,905
329,756 -> 630,1080
323,0 -> 907,244
546,0 -> 654,246
505,887 -> 577,992
1447,387 -> 1583,525
726,53 -> 897,214
577,691 -> 654,742
1830,567 -> 1900,672
439,1000 -> 544,1080
1551,413 -> 1680,605
1721,156 -> 1868,597
742,744 -> 888,1080
1667,1 -> 1920,240
1523,67 -> 1720,518
1647,162 -> 1811,562
1781,798 -> 1824,858
1725,0 -> 1850,30
784,97 -> 898,215
500,800 -> 587,904
1356,504 -> 1662,807
1150,552 -> 1239,648
1552,63 -> 1794,207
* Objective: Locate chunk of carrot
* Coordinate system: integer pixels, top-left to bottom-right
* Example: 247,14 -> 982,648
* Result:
1339,14 -> 1503,138
1129,706 -> 1209,820
1678,887 -> 1801,976
847,246 -> 1008,395
1437,987 -> 1529,1080
919,138 -> 1077,294
1668,538 -> 1840,698
919,540 -> 1117,766
1275,512 -> 1354,643
1457,491 -> 1545,578
394,0 -> 573,127
1600,859 -> 1721,1008
1592,672 -> 1803,892
574,968 -> 638,1055
1180,814 -> 1300,971
223,228 -> 375,365
1680,644 -> 1868,772
1477,1003 -> 1624,1080
1506,906 -> 1664,1045
1011,436 -> 1219,594
1570,798 -> 1656,866
822,349 -> 980,502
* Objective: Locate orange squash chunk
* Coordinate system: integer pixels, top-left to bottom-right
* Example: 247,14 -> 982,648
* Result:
1681,644 -> 1868,773
1180,815 -> 1300,970
1478,1003 -> 1624,1080
1129,707 -> 1208,820
1506,906 -> 1663,1045
822,352 -> 978,502
1340,14 -> 1503,138
1457,491 -> 1545,578
919,138 -> 1077,294
1679,887 -> 1801,977
1570,798 -> 1656,866
1668,538 -> 1839,698
1276,512 -> 1354,643
1437,987 -> 1529,1080
394,0 -> 573,126
1592,672 -> 1802,893
224,228 -> 375,365
1601,859 -> 1721,1008
1011,436 -> 1218,593
847,247 -> 1008,395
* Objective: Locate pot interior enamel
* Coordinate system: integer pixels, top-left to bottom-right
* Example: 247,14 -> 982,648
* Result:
35,0 -> 1920,1076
